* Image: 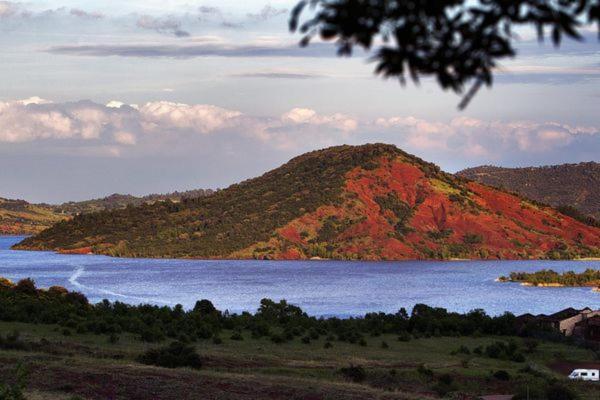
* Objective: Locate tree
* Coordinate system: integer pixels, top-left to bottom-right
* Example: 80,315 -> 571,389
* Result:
290,0 -> 600,108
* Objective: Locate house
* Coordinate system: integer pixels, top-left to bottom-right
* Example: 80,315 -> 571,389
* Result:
516,307 -> 600,340
573,315 -> 600,342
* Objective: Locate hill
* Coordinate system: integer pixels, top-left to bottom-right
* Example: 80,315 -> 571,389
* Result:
0,190 -> 214,235
15,144 -> 600,260
457,163 -> 600,220
0,198 -> 67,235
52,189 -> 215,215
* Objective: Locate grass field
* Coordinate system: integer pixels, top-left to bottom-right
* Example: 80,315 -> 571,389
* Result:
1,321 -> 599,400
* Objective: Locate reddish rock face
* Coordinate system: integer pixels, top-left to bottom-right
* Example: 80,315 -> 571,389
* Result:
238,156 -> 600,260
14,144 -> 600,260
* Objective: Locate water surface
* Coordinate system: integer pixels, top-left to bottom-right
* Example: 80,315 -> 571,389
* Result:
1,236 -> 598,317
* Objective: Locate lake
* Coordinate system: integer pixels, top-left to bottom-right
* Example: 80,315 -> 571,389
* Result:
1,235 -> 598,317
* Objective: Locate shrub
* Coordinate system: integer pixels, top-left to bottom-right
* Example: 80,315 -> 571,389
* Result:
137,341 -> 202,369
108,333 -> 119,344
546,383 -> 579,400
340,364 -> 366,383
397,332 -> 411,342
212,336 -> 222,345
230,331 -> 244,341
0,364 -> 28,400
358,338 -> 367,347
324,341 -> 333,349
270,334 -> 285,344
381,341 -> 389,349
492,370 -> 511,381
417,365 -> 434,379
301,336 -> 310,344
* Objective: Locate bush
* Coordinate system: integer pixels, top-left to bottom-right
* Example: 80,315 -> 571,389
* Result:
0,364 -> 28,400
212,336 -> 222,345
492,370 -> 511,381
397,332 -> 411,342
137,341 -> 202,369
546,383 -> 579,400
301,336 -> 310,344
230,331 -> 244,341
108,333 -> 119,344
324,341 -> 333,349
340,364 -> 366,383
380,341 -> 389,349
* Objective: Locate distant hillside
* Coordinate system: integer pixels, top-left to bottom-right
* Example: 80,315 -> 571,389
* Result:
0,198 -> 66,235
16,144 -> 600,260
52,189 -> 215,215
1,189 -> 214,235
457,163 -> 600,220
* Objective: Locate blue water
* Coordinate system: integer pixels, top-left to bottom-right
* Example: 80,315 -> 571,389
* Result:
0,236 -> 598,317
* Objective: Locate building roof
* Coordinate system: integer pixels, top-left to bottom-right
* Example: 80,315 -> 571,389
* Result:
545,307 -> 589,322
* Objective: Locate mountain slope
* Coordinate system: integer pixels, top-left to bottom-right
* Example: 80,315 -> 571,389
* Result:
53,189 -> 214,215
15,144 -> 600,260
457,163 -> 600,220
0,190 -> 214,235
0,198 -> 67,235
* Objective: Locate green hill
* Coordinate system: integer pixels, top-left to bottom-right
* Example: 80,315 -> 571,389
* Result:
457,163 -> 600,220
15,144 -> 600,260
0,198 -> 67,235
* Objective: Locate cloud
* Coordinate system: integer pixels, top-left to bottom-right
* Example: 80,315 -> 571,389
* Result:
231,71 -> 325,79
374,116 -> 598,156
138,102 -> 242,134
46,42 -> 335,59
0,1 -> 22,18
136,15 -> 190,38
1,98 -> 597,164
282,108 -> 358,132
70,8 -> 104,19
246,5 -> 287,21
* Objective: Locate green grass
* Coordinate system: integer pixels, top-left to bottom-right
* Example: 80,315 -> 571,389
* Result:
1,321 -> 598,400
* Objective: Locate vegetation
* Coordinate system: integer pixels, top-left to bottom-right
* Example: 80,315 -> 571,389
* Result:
0,189 -> 214,236
0,198 -> 66,236
290,1 -> 599,108
15,144 -> 600,260
458,162 -> 600,221
500,269 -> 600,288
0,278 -> 598,399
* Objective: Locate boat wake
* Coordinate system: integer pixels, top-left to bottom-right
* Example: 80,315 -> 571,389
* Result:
68,265 -> 172,305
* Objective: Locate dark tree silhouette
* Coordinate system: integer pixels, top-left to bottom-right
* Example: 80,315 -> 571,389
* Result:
290,0 -> 600,108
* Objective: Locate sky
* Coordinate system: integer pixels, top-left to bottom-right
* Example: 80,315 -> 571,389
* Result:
0,0 -> 598,203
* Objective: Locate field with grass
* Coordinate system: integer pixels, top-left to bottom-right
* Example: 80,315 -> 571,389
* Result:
1,320 -> 599,400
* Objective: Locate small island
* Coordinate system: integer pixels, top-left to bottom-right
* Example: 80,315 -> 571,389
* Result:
498,269 -> 600,291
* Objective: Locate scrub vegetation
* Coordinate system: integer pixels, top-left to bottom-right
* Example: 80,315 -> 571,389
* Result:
16,144 -> 600,260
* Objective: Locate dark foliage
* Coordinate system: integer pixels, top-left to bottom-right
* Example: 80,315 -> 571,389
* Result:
340,364 -> 366,382
290,1 -> 599,108
458,163 -> 600,221
501,269 -> 600,287
137,341 -> 203,369
0,278 -> 525,354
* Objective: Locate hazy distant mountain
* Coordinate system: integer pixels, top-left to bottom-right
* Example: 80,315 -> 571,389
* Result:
16,144 -> 600,260
457,162 -> 600,220
1,189 -> 214,235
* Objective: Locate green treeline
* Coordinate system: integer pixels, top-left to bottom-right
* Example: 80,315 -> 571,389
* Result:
500,269 -> 600,287
0,277 -> 518,346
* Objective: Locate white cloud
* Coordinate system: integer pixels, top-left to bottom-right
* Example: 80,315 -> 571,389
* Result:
282,108 -> 358,132
139,102 -> 242,134
0,98 -> 597,163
